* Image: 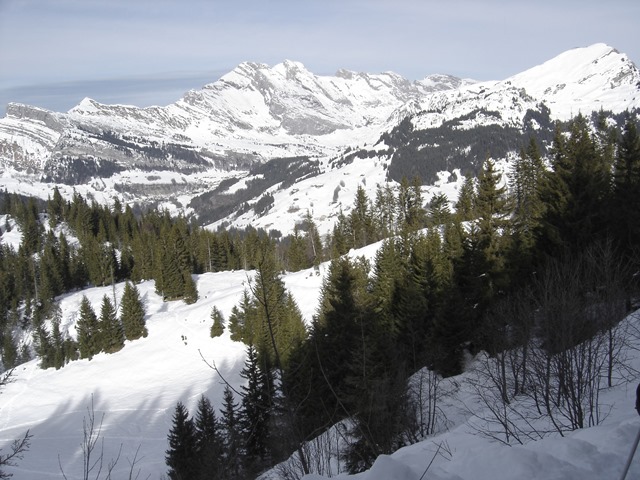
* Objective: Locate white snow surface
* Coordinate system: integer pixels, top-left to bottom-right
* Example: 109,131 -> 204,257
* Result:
0,266 -> 326,479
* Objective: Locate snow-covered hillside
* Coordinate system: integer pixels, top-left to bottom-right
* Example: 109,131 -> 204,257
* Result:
0,267 -> 326,479
1,243 -> 640,479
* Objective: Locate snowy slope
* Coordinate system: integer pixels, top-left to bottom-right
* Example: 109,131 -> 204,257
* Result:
509,43 -> 640,120
0,267 -> 325,479
1,244 -> 640,479
298,308 -> 640,480
413,43 -> 640,132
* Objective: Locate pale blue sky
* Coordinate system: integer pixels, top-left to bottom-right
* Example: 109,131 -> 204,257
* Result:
0,0 -> 638,114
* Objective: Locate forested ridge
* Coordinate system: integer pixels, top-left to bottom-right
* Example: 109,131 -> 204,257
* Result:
1,112 -> 640,479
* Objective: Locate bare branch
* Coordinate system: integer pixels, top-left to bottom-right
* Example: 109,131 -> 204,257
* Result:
198,349 -> 244,397
0,430 -> 32,479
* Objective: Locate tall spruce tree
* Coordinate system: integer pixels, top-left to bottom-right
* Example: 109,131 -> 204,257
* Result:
540,115 -> 611,251
302,210 -> 323,266
286,226 -> 307,272
289,256 -> 369,436
219,386 -> 243,480
455,175 -> 476,221
251,252 -> 307,368
240,344 -> 272,474
510,139 -> 546,253
77,295 -> 100,360
194,395 -> 224,480
474,157 -> 511,297
612,115 -> 640,252
349,185 -> 376,249
120,281 -> 147,341
228,289 -> 255,343
1,327 -> 18,369
373,183 -> 397,238
166,401 -> 198,480
99,294 -> 124,354
427,193 -> 452,227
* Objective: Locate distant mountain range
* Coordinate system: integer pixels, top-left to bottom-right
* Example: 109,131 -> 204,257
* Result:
1,43 -> 638,235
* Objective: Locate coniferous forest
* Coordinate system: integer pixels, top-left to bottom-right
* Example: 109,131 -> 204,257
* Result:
1,112 -> 640,478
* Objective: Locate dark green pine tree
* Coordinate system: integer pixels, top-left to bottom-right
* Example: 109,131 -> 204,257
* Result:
474,157 -> 512,297
541,115 -> 611,251
509,138 -> 546,275
240,344 -> 272,475
50,305 -> 67,370
228,290 -> 254,343
373,183 -> 397,239
47,186 -> 65,229
303,210 -> 323,267
210,306 -> 225,338
120,281 -> 147,341
18,197 -> 42,256
538,123 -> 573,254
349,185 -> 376,249
219,385 -> 243,480
398,176 -> 427,234
455,175 -> 476,221
33,323 -> 54,369
564,114 -> 611,245
252,253 -> 307,368
369,238 -> 407,332
58,232 -> 73,291
329,209 -> 352,258
1,325 -> 18,369
194,395 -> 224,480
166,401 -> 198,480
77,295 -> 100,360
286,226 -> 307,272
612,115 -> 640,252
156,236 -> 185,301
182,272 -> 199,305
427,192 -> 452,227
99,294 -> 124,354
293,256 -> 368,432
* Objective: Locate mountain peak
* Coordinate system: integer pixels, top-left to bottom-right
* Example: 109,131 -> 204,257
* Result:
506,43 -> 640,119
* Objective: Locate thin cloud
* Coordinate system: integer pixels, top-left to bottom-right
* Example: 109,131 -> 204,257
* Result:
0,0 -> 638,113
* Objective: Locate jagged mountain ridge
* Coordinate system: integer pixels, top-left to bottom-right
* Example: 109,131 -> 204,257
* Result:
0,43 -> 639,236
0,62 -> 469,182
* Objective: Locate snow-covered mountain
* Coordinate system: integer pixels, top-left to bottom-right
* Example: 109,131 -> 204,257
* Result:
0,61 -> 467,181
1,43 -> 638,238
